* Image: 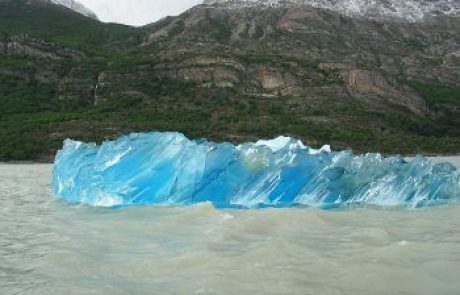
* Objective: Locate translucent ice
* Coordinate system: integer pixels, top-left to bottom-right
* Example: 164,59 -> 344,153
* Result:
52,132 -> 460,208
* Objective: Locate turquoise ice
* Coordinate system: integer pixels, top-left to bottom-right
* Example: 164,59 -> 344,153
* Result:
52,132 -> 460,208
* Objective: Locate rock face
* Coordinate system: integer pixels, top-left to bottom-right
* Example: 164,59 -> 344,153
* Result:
344,70 -> 425,114
0,35 -> 85,60
140,2 -> 459,113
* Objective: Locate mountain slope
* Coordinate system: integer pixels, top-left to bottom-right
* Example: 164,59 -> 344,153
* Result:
137,3 -> 459,145
0,0 -> 98,19
50,0 -> 98,19
0,0 -> 459,161
203,0 -> 460,21
0,0 -> 137,48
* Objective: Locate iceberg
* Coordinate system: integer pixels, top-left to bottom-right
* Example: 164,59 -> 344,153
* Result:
52,132 -> 460,208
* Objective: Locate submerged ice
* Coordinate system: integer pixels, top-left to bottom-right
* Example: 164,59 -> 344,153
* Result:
52,132 -> 460,208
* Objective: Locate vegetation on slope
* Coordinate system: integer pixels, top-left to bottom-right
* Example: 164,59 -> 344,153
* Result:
0,0 -> 141,51
0,1 -> 459,161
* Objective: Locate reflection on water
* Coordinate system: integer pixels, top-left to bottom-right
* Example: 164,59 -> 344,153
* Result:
1,165 -> 460,295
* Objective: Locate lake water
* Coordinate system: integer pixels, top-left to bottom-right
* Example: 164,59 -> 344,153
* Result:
1,164 -> 460,295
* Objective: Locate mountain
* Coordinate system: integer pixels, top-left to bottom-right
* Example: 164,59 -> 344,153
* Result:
0,0 -> 459,161
203,0 -> 460,21
0,0 -> 98,19
50,0 -> 98,19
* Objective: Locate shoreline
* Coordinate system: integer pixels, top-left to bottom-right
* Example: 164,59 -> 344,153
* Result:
0,161 -> 52,165
413,156 -> 460,169
2,155 -> 459,169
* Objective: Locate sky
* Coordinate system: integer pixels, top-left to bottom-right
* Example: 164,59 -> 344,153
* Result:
78,0 -> 202,26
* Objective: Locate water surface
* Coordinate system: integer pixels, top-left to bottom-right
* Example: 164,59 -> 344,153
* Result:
1,164 -> 460,295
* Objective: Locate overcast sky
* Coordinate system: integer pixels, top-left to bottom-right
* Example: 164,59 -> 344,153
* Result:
78,0 -> 202,26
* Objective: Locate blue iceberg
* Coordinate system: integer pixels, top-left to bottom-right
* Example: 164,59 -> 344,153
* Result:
52,132 -> 460,208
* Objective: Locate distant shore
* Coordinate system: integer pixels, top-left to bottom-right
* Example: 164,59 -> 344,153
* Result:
417,156 -> 460,169
0,161 -> 52,165
2,155 -> 459,169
